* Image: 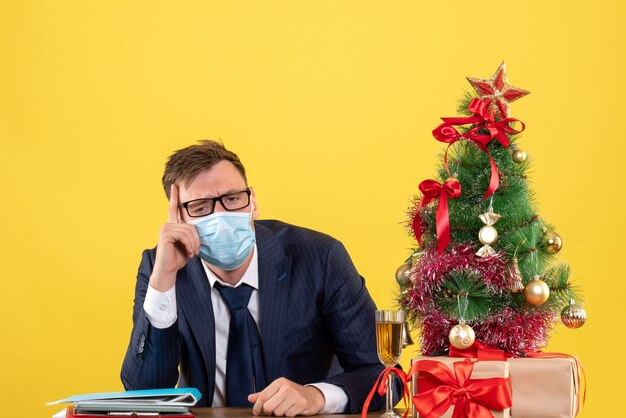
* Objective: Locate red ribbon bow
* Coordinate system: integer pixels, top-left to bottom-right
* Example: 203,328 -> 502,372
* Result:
361,367 -> 412,418
409,359 -> 512,418
412,178 -> 462,254
432,98 -> 525,199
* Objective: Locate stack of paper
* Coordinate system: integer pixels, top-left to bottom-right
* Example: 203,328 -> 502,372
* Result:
47,388 -> 202,417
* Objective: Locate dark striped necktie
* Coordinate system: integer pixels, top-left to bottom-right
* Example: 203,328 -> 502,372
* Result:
214,282 -> 267,406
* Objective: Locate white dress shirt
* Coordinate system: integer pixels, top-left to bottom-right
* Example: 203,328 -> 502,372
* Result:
143,245 -> 348,413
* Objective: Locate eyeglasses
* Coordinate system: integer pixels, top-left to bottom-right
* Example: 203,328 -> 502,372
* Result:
180,188 -> 251,217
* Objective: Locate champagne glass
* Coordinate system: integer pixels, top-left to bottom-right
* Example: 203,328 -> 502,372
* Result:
375,310 -> 404,418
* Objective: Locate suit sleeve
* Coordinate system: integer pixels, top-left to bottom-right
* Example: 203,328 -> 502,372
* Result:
319,241 -> 388,413
121,249 -> 181,390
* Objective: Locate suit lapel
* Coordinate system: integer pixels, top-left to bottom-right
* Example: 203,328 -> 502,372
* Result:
256,224 -> 292,382
176,257 -> 216,406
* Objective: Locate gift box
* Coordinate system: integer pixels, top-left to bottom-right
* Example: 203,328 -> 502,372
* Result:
410,356 -> 512,418
508,356 -> 581,418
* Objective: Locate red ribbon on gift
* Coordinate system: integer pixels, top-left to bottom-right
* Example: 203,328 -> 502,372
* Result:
432,98 -> 525,199
412,178 -> 462,254
449,341 -> 515,361
362,367 -> 412,418
409,359 -> 512,418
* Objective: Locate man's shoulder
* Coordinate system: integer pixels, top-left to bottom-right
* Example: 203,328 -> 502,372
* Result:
255,219 -> 341,249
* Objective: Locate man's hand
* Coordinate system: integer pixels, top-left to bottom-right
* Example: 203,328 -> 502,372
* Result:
149,184 -> 201,292
248,378 -> 325,417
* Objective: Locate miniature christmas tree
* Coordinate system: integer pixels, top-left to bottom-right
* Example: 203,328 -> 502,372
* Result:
397,63 -> 587,356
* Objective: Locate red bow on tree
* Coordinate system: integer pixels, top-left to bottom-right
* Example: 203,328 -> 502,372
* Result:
412,178 -> 461,254
432,98 -> 525,199
410,359 -> 512,418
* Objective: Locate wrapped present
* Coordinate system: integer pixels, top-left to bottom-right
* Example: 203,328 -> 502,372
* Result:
409,344 -> 584,418
446,343 -> 583,418
508,356 -> 581,418
409,357 -> 512,418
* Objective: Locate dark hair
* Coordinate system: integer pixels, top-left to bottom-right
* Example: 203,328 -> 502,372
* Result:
162,140 -> 247,198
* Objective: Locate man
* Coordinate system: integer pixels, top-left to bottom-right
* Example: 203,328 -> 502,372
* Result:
121,140 -> 386,415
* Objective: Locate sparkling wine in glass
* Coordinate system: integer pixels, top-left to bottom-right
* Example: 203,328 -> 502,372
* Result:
375,310 -> 404,418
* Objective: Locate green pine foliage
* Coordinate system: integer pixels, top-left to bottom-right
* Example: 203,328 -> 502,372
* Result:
435,270 -> 505,321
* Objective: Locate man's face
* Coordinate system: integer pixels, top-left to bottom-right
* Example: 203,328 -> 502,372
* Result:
177,160 -> 258,223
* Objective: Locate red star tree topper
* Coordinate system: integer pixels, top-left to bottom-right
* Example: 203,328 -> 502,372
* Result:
466,62 -> 530,119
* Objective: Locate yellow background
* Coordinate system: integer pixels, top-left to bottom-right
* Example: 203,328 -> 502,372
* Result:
1,1 -> 623,416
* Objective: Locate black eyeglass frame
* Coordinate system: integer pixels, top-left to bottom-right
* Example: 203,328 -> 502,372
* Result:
179,188 -> 252,217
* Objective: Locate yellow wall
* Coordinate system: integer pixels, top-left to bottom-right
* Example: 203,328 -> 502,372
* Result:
1,1 -> 623,416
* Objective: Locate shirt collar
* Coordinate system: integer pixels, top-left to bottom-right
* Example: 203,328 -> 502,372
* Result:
201,244 -> 259,290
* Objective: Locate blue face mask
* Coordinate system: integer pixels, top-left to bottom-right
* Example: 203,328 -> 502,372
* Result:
189,207 -> 256,271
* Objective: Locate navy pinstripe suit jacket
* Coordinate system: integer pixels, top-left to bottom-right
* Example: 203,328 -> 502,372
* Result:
121,220 -> 386,413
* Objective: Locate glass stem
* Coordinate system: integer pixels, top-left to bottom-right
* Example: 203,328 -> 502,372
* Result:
386,373 -> 394,413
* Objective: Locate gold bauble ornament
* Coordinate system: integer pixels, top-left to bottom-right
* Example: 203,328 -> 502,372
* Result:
524,275 -> 550,305
395,263 -> 412,286
542,231 -> 563,254
448,323 -> 476,349
561,301 -> 587,329
410,251 -> 424,267
512,149 -> 527,163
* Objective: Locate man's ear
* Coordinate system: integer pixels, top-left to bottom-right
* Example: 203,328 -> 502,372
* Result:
250,187 -> 259,219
